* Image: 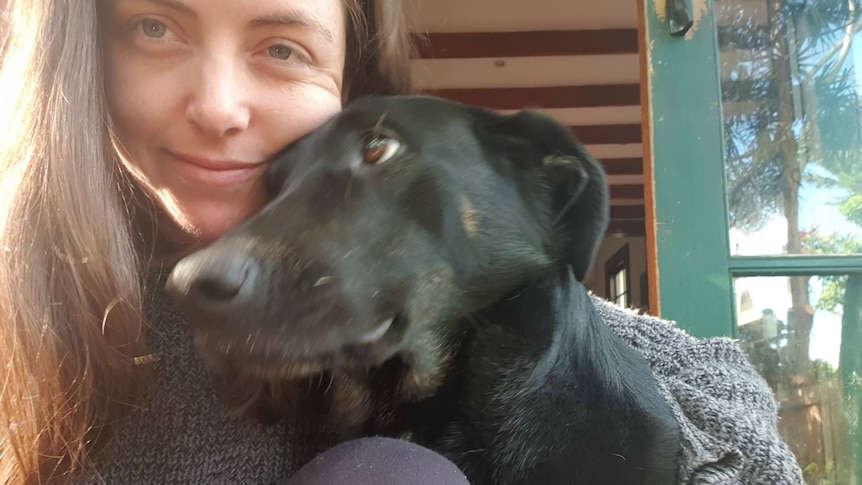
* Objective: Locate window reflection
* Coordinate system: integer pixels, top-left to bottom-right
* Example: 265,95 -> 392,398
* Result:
735,274 -> 861,484
716,0 -> 862,256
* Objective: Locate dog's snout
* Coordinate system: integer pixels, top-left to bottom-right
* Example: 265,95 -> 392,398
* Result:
193,259 -> 250,300
167,251 -> 261,308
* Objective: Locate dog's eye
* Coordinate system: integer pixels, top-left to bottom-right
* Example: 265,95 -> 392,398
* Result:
362,136 -> 401,165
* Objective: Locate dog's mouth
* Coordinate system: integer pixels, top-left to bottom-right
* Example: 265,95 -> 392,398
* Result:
194,313 -> 409,380
342,315 -> 396,352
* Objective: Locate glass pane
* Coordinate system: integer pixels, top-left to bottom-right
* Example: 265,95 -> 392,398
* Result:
616,269 -> 627,298
716,0 -> 862,256
735,275 -> 861,484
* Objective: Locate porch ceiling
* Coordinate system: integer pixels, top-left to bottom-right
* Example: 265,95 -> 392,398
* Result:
411,0 -> 646,237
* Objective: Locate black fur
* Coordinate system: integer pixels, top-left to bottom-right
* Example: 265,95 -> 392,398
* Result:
166,95 -> 681,484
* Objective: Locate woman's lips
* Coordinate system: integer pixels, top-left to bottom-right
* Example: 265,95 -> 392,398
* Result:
168,151 -> 266,187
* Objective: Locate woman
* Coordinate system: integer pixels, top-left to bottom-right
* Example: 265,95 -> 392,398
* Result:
0,1 -> 802,483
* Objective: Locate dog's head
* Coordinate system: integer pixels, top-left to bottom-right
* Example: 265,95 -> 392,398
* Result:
166,95 -> 608,380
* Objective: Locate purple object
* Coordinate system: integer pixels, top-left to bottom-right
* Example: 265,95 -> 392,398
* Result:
286,437 -> 471,485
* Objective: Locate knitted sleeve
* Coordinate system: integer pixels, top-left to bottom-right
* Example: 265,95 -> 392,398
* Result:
592,296 -> 804,484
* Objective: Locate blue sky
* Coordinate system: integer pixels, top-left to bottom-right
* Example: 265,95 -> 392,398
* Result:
728,35 -> 862,367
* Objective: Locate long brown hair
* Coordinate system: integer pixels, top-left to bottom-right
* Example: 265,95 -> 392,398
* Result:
0,0 -> 415,482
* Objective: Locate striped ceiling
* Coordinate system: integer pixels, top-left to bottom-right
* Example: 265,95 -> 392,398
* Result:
409,0 -> 646,236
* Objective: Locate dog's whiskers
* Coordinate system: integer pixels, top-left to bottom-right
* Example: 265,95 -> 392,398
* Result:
372,110 -> 389,137
323,373 -> 335,395
462,448 -> 488,455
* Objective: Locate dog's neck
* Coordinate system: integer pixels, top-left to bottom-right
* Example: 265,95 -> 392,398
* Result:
481,266 -> 576,345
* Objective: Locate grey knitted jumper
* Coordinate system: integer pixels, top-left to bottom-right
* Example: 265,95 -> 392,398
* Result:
71,287 -> 804,484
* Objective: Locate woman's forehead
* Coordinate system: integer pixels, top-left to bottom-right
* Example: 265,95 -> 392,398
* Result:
107,0 -> 348,38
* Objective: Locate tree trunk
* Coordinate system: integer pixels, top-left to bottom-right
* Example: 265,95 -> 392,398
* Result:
768,0 -> 813,382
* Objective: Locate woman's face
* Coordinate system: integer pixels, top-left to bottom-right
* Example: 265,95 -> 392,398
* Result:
103,0 -> 346,243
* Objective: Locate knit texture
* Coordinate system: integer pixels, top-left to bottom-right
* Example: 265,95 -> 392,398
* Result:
70,288 -> 804,484
593,297 -> 804,484
70,288 -> 294,485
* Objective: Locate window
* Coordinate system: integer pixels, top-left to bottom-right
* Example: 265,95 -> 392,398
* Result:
646,0 -> 862,481
605,244 -> 630,308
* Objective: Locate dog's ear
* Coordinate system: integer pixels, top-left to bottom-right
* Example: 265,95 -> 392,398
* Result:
472,109 -> 610,281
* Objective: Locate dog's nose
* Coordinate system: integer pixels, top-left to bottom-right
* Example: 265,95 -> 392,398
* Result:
193,258 -> 249,300
167,251 -> 261,308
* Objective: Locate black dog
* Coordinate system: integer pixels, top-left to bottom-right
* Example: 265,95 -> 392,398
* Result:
166,95 -> 681,484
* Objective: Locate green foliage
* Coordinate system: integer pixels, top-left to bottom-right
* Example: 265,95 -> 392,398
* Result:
718,0 -> 862,235
718,4 -> 862,482
839,194 -> 862,227
801,229 -> 862,313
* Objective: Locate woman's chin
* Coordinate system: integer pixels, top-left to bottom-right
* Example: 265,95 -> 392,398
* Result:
192,207 -> 261,243
162,197 -> 267,245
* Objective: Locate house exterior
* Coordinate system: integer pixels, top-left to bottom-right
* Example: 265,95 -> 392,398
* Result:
413,0 -> 862,483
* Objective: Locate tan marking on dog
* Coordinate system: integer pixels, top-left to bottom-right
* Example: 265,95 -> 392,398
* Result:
460,196 -> 480,239
327,369 -> 373,433
397,266 -> 460,401
399,333 -> 457,401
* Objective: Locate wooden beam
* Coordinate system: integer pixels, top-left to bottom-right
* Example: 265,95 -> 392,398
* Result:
637,0 -> 660,316
412,29 -> 639,59
430,85 -> 640,110
610,205 -> 645,219
600,158 -> 643,176
572,124 -> 642,145
609,184 -> 644,199
607,220 -> 646,236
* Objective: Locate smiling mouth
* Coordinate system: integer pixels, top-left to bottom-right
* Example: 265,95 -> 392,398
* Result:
173,153 -> 260,171
169,151 -> 266,187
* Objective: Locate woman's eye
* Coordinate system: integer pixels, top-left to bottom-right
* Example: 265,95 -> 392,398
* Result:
362,136 -> 401,165
140,18 -> 168,38
268,44 -> 294,60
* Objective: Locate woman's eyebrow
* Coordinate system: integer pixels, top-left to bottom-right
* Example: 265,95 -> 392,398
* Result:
140,0 -> 197,18
123,1 -> 334,43
247,11 -> 335,43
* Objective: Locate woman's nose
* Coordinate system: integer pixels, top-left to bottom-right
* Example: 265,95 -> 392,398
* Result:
185,58 -> 251,138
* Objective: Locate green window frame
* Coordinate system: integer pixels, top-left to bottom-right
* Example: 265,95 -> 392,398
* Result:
643,0 -> 862,337
643,1 -> 862,481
